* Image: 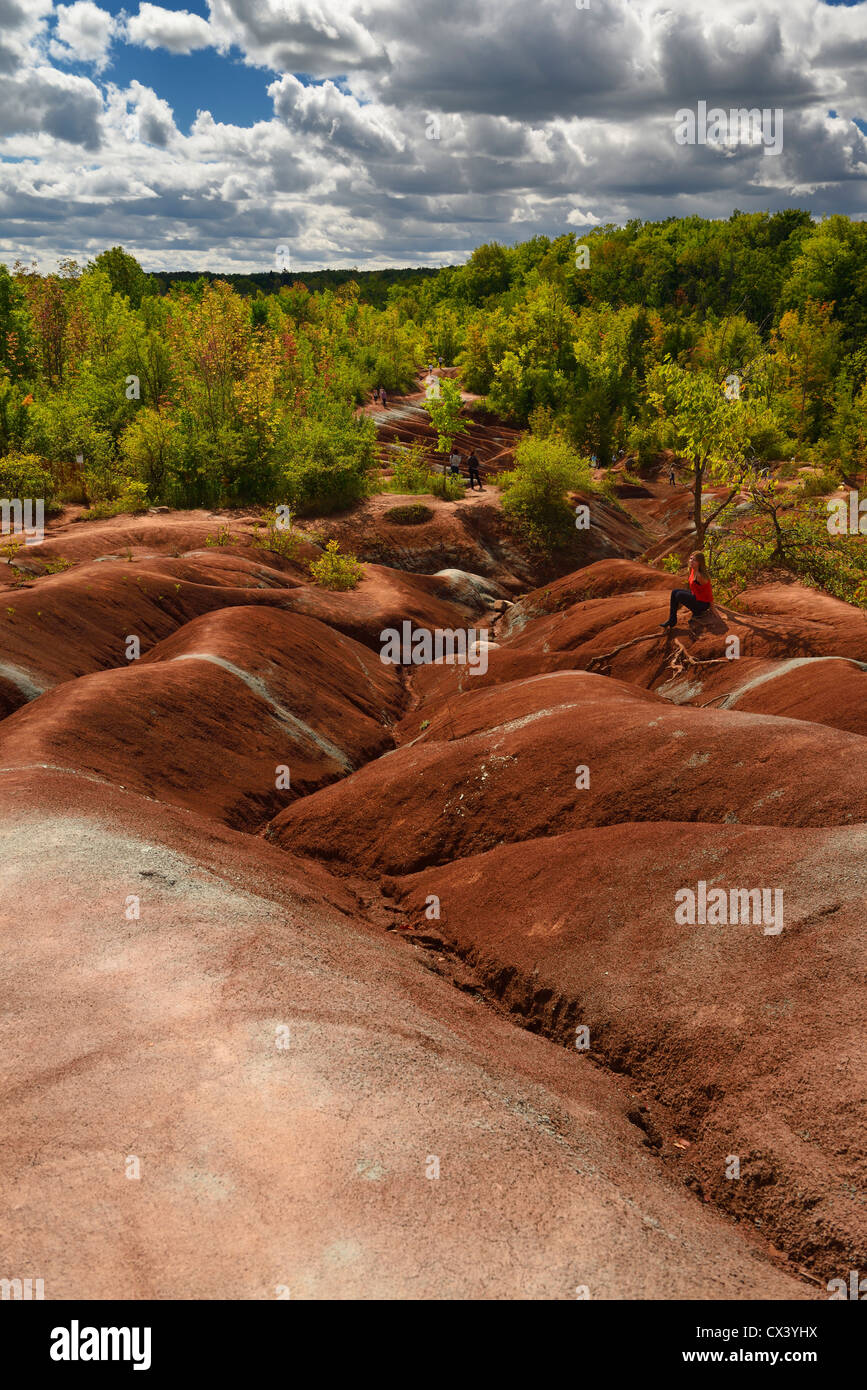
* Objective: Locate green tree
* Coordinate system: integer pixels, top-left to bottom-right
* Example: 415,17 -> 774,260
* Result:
89,247 -> 152,309
646,359 -> 761,545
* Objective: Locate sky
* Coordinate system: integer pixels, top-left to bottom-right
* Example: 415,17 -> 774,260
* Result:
0,0 -> 866,273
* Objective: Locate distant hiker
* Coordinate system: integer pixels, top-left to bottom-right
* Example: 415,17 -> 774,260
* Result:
668,464 -> 676,486
438,355 -> 444,367
380,387 -> 388,408
661,551 -> 713,629
467,451 -> 483,490
372,387 -> 380,403
449,449 -> 462,476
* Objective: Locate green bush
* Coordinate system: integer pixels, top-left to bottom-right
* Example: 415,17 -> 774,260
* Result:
799,469 -> 840,498
279,412 -> 376,514
0,451 -> 56,509
384,442 -> 465,500
499,433 -> 594,549
252,508 -> 306,558
26,397 -> 116,502
309,538 -> 364,590
80,481 -> 149,520
119,408 -> 183,503
709,502 -> 867,607
385,503 -> 434,525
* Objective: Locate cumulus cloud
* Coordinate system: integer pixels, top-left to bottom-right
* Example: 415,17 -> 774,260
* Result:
207,0 -> 387,73
1,0 -> 867,271
269,74 -> 404,156
122,79 -> 178,147
124,4 -> 213,55
0,64 -> 103,146
50,1 -> 117,70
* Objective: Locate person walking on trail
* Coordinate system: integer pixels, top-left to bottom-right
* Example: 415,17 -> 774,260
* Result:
660,550 -> 713,629
449,448 -> 462,477
668,463 -> 676,487
380,387 -> 387,408
372,387 -> 380,404
467,451 -> 483,490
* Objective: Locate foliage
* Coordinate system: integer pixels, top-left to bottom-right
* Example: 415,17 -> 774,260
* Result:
422,376 -> 464,454
799,469 -> 840,498
707,485 -> 867,607
385,503 -> 434,525
499,433 -> 594,549
279,410 -> 376,513
309,538 -> 364,589
384,442 -> 464,500
204,524 -> 232,547
252,508 -> 306,558
0,451 -> 56,509
4,215 -> 867,627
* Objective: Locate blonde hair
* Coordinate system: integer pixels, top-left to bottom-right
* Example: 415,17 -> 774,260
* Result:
689,550 -> 710,580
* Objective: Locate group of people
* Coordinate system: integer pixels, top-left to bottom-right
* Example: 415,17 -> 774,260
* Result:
372,386 -> 388,407
448,448 -> 483,490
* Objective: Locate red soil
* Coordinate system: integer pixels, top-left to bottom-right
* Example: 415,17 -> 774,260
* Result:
1,438 -> 862,1300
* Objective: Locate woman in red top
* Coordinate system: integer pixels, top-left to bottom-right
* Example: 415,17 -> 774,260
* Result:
661,551 -> 713,629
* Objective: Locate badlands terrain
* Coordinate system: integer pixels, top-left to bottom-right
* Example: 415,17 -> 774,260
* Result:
1,381 -> 865,1300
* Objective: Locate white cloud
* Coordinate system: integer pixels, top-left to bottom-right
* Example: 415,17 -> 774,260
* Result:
269,74 -> 404,155
567,208 -> 600,226
50,1 -> 116,71
124,4 -> 213,56
1,0 -> 867,271
207,0 -> 386,73
122,79 -> 178,147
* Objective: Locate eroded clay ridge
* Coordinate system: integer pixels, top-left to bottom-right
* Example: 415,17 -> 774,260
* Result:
1,496 -> 863,1298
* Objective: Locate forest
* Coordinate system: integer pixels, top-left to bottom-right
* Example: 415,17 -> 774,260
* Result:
1,211 -> 867,600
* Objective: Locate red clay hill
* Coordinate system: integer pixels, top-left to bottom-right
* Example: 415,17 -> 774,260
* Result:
1,398 -> 863,1300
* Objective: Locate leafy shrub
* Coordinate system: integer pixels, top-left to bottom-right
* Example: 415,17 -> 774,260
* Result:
799,469 -> 840,498
279,412 -> 376,514
385,503 -> 434,525
499,433 -> 594,548
26,397 -> 116,502
309,538 -> 364,590
119,408 -> 182,503
387,442 -> 431,493
252,508 -> 306,558
708,499 -> 867,607
80,482 -> 149,520
0,451 -> 56,510
383,443 -> 464,500
204,524 -> 232,547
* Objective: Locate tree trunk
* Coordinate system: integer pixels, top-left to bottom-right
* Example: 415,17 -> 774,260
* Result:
693,463 -> 704,547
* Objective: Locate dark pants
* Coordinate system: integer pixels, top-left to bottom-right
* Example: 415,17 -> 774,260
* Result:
669,588 -> 710,623
468,467 -> 482,490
